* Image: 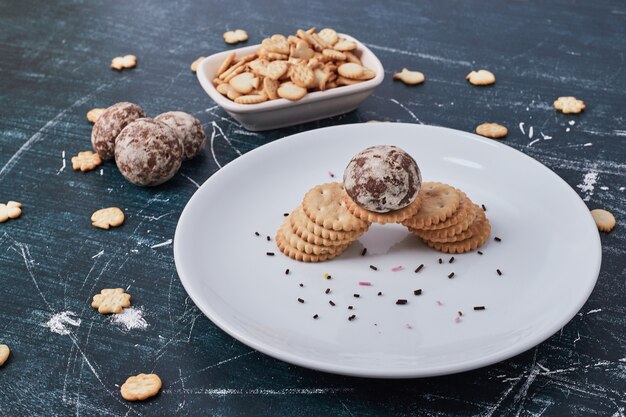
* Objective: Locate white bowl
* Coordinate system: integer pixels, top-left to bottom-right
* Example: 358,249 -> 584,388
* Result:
196,34 -> 384,131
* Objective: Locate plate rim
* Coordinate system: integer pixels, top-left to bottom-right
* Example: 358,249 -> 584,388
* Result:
174,123 -> 602,378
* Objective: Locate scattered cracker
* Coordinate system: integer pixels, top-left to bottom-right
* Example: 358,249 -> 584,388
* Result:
223,29 -> 248,44
554,96 -> 585,114
71,151 -> 102,172
466,69 -> 495,86
86,108 -> 105,124
393,68 -> 425,85
190,56 -> 205,73
92,288 -> 131,314
91,207 -> 125,230
591,209 -> 616,232
121,373 -> 162,401
0,344 -> 9,366
476,123 -> 508,139
111,54 -> 137,70
0,201 -> 22,223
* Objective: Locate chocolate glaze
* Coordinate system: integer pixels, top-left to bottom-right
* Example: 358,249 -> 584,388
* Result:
154,111 -> 205,159
91,102 -> 146,160
343,145 -> 421,213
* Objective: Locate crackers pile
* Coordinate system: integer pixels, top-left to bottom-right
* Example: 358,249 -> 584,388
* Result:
403,182 -> 491,254
213,27 -> 375,104
277,183 -> 370,262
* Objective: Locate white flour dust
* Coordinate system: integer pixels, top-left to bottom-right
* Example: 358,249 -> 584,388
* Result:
109,307 -> 148,331
576,171 -> 598,201
45,311 -> 81,335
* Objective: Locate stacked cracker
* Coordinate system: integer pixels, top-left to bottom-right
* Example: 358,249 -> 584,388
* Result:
402,182 -> 491,254
276,183 -> 370,262
213,27 -> 375,104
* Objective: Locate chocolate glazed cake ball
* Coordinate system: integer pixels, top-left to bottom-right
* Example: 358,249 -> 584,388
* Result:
343,145 -> 421,213
154,111 -> 206,160
114,118 -> 183,186
91,102 -> 146,160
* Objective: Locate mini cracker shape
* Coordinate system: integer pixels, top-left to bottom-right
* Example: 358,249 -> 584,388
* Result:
591,209 -> 616,232
334,39 -> 357,52
86,108 -> 105,124
291,63 -> 315,88
71,151 -> 102,172
476,123 -> 508,139
234,94 -> 267,104
466,69 -> 495,86
91,207 -> 125,230
277,82 -> 308,101
217,52 -> 235,76
302,182 -> 370,231
265,60 -> 289,80
554,96 -> 585,114
190,56 -> 205,73
120,373 -> 162,401
393,68 -> 425,85
263,77 -> 279,100
0,201 -> 22,223
223,29 -> 248,44
318,28 -> 338,45
111,54 -> 137,70
92,288 -> 131,314
229,72 -> 257,94
0,344 -> 9,366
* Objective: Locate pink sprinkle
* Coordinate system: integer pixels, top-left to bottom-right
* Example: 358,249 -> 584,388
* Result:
358,281 -> 372,286
328,171 -> 335,178
455,316 -> 462,323
405,323 -> 413,329
391,266 -> 404,272
436,300 -> 443,306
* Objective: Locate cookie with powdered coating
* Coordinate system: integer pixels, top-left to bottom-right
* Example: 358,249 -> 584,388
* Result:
91,102 -> 146,160
154,111 -> 206,159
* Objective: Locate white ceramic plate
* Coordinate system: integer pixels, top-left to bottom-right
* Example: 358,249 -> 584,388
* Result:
174,123 -> 601,378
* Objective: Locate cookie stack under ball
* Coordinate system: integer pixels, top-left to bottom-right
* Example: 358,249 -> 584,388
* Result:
403,182 -> 491,253
276,183 -> 370,262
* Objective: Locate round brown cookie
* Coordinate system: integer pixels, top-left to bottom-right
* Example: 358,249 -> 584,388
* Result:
409,201 -> 478,241
280,218 -> 349,256
302,183 -> 370,231
417,191 -> 471,230
402,182 -> 461,228
424,216 -> 491,254
290,206 -> 359,246
344,193 -> 422,224
290,205 -> 366,241
276,224 -> 348,263
415,205 -> 485,243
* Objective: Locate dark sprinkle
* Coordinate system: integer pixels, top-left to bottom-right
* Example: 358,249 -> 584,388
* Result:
329,300 -> 336,306
313,314 -> 318,319
414,289 -> 422,295
285,269 -> 289,275
377,291 -> 382,296
497,269 -> 503,276
396,299 -> 408,305
415,264 -> 424,273
361,248 -> 367,256
438,258 -> 443,264
494,237 -> 502,242
326,275 -> 332,280
482,204 -> 487,211
325,288 -> 330,294
266,236 -> 270,241
458,311 -> 463,316
254,232 -> 260,236
474,306 -> 486,311
266,252 -> 275,256
348,306 -> 353,310
353,294 -> 360,298
299,283 -> 304,287
477,251 -> 483,255
297,298 -> 304,303
449,256 -> 455,264
348,314 -> 356,321
283,213 -> 289,217
448,272 -> 455,279
369,265 -> 378,271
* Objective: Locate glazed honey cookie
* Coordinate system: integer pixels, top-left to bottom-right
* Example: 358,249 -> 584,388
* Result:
281,218 -> 348,256
413,205 -> 484,243
276,225 -> 347,263
425,216 -> 491,254
403,182 -> 461,228
344,193 -> 422,224
302,183 -> 370,232
290,205 -> 366,241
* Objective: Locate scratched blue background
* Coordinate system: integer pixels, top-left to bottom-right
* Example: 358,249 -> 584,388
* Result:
0,0 -> 625,416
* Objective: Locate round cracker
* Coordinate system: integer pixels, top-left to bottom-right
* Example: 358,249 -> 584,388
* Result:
416,192 -> 471,230
290,204 -> 366,241
276,225 -> 348,263
344,193 -> 422,225
280,218 -> 348,256
302,183 -> 370,232
403,182 -> 461,228
290,206 -> 360,245
424,216 -> 491,254
413,205 -> 485,243
409,201 -> 478,240
591,209 -> 616,232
